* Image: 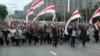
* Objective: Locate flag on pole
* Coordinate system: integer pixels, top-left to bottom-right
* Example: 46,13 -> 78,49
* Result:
8,16 -> 13,26
89,7 -> 100,24
26,7 -> 34,23
27,0 -> 44,13
64,10 -> 81,35
31,0 -> 44,10
26,0 -> 44,23
27,7 -> 34,15
32,5 -> 55,23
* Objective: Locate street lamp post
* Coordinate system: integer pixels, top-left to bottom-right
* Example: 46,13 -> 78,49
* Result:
68,0 -> 70,12
63,0 -> 66,22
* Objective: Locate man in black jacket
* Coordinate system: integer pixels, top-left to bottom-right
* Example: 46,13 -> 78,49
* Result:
80,25 -> 87,47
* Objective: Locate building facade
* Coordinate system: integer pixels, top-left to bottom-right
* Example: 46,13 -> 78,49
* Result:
24,0 -> 100,15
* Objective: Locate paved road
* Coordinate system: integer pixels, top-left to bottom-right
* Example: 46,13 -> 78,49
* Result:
0,43 -> 100,56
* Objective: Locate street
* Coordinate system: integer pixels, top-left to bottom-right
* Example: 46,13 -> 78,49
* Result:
0,43 -> 100,56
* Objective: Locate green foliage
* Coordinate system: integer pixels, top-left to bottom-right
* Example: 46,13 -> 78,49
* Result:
39,14 -> 52,21
0,5 -> 8,20
56,12 -> 62,22
79,3 -> 100,23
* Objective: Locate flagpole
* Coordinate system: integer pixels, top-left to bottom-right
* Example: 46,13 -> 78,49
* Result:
57,0 -> 59,22
63,0 -> 66,22
68,0 -> 70,12
86,8 -> 87,24
77,1 -> 79,23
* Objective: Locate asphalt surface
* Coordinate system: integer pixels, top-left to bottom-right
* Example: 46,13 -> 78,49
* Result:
0,43 -> 100,56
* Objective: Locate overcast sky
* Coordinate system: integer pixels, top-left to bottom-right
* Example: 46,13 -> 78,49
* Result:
0,0 -> 32,14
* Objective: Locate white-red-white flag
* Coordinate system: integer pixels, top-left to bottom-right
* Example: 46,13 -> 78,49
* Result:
64,10 -> 81,35
8,16 -> 13,26
26,7 -> 34,23
27,7 -> 34,15
27,0 -> 44,13
31,0 -> 44,10
26,0 -> 44,23
32,5 -> 55,23
89,7 -> 100,24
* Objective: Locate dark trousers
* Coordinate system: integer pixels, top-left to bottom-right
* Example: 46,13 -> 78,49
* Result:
28,38 -> 32,44
11,37 -> 15,45
4,35 -> 9,45
22,39 -> 26,45
53,40 -> 58,47
82,38 -> 86,47
34,36 -> 38,45
0,38 -> 3,45
15,39 -> 20,46
40,36 -> 44,44
53,36 -> 58,47
94,36 -> 99,43
70,36 -> 75,47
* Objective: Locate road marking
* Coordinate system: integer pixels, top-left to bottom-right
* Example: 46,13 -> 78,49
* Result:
50,51 -> 58,56
97,48 -> 100,49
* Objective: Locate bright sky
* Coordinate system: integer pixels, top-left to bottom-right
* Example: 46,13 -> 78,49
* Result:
0,0 -> 32,14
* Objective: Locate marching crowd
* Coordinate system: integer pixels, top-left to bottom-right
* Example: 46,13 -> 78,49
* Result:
0,22 -> 100,47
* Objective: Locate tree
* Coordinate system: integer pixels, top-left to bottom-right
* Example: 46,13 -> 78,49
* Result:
56,12 -> 63,22
39,14 -> 52,21
0,5 -> 8,21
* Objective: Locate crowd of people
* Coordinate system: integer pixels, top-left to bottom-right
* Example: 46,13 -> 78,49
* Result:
0,22 -> 100,47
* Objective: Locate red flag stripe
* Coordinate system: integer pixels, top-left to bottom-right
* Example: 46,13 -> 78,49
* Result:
27,7 -> 33,13
32,0 -> 43,7
72,12 -> 80,17
42,5 -> 55,12
90,8 -> 100,19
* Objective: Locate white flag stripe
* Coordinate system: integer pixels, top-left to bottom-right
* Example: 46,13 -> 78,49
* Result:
38,10 -> 55,16
94,21 -> 99,30
44,10 -> 55,13
27,11 -> 33,15
70,15 -> 81,21
25,15 -> 28,23
95,24 -> 98,30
